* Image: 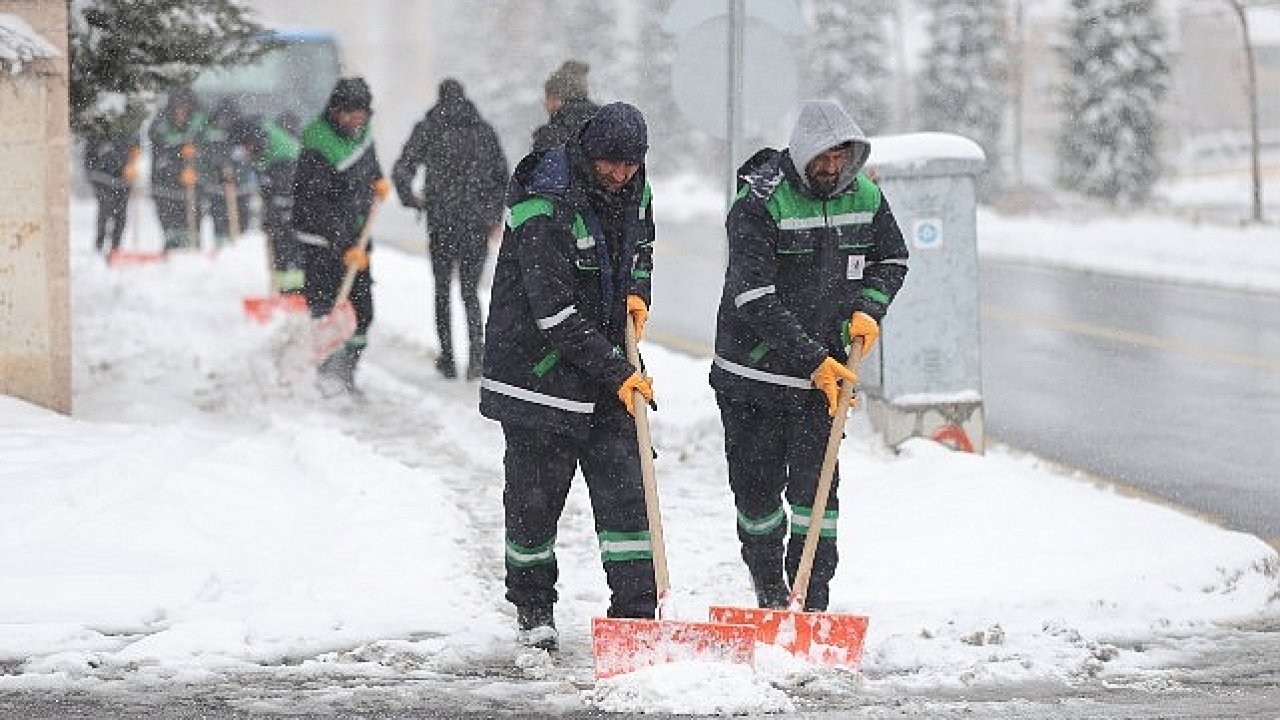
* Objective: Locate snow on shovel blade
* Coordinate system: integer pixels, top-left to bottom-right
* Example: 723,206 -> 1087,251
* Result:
708,605 -> 869,670
591,617 -> 756,679
311,300 -> 357,361
243,294 -> 308,324
107,249 -> 166,267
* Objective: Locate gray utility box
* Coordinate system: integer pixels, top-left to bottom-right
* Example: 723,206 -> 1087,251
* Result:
860,133 -> 986,453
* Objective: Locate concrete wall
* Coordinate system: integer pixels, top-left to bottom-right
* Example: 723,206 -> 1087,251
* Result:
0,1 -> 71,414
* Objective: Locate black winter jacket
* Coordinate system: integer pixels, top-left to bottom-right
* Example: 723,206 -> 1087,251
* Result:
148,112 -> 206,200
291,115 -> 384,253
84,132 -> 140,190
479,142 -> 655,438
531,98 -> 598,154
710,149 -> 908,405
392,95 -> 508,235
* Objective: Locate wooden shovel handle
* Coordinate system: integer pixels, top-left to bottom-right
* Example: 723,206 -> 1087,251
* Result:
625,319 -> 670,602
334,197 -> 382,306
790,339 -> 863,611
222,164 -> 240,243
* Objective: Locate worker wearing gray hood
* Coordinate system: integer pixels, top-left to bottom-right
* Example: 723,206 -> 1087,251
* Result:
788,99 -> 872,196
709,99 -> 908,612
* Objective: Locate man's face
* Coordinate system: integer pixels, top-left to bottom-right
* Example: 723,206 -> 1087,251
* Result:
592,159 -> 640,194
334,108 -> 369,136
544,93 -> 564,118
805,144 -> 854,195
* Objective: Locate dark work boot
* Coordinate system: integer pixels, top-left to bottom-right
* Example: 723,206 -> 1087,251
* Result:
516,605 -> 557,651
752,575 -> 790,609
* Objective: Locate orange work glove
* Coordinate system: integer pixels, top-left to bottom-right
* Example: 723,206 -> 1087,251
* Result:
627,294 -> 648,341
122,147 -> 140,183
848,311 -> 880,358
372,177 -> 391,200
344,246 -> 370,271
180,143 -> 197,161
810,356 -> 858,417
179,166 -> 198,187
617,370 -> 654,416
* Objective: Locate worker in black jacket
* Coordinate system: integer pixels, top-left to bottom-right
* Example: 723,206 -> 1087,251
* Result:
392,79 -> 508,380
711,100 -> 908,612
479,103 -> 656,651
291,77 -> 390,395
231,116 -> 303,294
148,87 -> 206,250
83,124 -> 141,254
531,60 -> 597,153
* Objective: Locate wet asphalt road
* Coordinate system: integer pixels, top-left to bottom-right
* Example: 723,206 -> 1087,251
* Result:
979,261 -> 1280,545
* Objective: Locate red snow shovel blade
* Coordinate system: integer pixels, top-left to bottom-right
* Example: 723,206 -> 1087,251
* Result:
311,300 -> 357,361
107,248 -> 166,266
591,617 -> 756,679
708,605 -> 869,670
243,293 -> 308,324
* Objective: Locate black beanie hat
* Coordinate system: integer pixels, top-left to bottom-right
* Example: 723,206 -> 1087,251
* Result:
327,77 -> 373,112
580,102 -> 648,164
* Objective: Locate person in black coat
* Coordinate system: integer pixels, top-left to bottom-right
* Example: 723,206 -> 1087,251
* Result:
531,60 -> 598,153
392,79 -> 509,380
291,77 -> 389,395
479,103 -> 657,651
711,100 -> 908,612
200,98 -> 253,248
83,124 -> 141,254
148,87 -> 207,250
231,116 -> 304,293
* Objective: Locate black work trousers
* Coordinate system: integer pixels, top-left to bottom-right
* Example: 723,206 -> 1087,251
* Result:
501,412 -> 656,620
302,242 -> 374,364
428,226 -> 488,369
154,192 -> 200,250
716,391 -> 841,611
92,183 -> 131,252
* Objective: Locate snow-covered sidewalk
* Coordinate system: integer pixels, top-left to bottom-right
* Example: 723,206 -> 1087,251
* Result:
0,199 -> 1276,715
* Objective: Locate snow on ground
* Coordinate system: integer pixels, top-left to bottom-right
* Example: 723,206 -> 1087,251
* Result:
0,187 -> 1277,715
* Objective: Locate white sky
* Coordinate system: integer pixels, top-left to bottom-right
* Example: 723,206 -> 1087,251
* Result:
1,172 -> 1277,714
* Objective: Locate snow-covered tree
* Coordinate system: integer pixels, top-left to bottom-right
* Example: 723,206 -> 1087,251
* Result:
917,0 -> 1009,193
800,0 -> 893,135
1055,0 -> 1169,205
69,0 -> 271,140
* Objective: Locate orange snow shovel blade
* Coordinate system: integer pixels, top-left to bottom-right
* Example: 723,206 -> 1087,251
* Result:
243,293 -> 308,324
709,342 -> 870,670
590,319 -> 757,679
708,605 -> 869,669
591,616 -> 756,679
311,300 -> 357,361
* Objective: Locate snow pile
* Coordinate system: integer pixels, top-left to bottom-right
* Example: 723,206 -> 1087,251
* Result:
0,13 -> 58,74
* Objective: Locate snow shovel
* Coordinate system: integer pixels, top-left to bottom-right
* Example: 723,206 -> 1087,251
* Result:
222,164 -> 241,245
242,230 -> 307,323
591,317 -> 756,679
310,197 -> 382,362
107,192 -> 166,266
182,143 -> 201,250
708,341 -> 870,670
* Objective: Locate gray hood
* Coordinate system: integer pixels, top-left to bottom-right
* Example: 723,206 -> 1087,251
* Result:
787,100 -> 870,195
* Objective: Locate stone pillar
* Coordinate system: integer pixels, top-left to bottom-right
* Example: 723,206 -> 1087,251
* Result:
0,1 -> 71,413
